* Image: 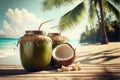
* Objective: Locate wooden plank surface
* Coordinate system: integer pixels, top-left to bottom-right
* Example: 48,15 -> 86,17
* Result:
0,64 -> 120,80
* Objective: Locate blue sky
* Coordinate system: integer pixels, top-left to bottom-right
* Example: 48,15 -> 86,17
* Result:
0,0 -> 88,40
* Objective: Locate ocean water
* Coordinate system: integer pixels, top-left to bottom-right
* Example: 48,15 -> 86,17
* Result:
0,38 -> 80,58
0,38 -> 19,58
68,39 -> 81,49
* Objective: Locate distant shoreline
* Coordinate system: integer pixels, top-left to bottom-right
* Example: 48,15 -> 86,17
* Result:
0,38 -> 19,40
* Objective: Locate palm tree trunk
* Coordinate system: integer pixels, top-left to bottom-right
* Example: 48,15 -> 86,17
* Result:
98,0 -> 108,44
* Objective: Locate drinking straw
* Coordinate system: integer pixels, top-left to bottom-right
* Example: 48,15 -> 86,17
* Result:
38,19 -> 54,30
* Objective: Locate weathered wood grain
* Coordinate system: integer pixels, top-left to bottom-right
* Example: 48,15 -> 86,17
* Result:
0,64 -> 120,80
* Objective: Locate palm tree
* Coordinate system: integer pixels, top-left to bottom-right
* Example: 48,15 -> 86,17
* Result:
42,0 -> 120,44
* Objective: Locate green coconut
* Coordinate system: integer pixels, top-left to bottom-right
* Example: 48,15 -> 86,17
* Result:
20,30 -> 52,71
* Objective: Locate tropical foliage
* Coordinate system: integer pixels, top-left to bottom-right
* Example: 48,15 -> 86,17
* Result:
42,0 -> 120,44
80,19 -> 120,43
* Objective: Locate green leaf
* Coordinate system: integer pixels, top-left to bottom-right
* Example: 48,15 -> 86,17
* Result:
42,0 -> 74,11
109,0 -> 120,5
58,2 -> 86,31
105,1 -> 120,20
88,0 -> 96,24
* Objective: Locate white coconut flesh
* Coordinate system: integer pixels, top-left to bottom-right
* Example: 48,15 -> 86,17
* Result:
52,44 -> 74,61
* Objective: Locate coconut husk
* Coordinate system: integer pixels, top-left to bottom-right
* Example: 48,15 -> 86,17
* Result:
19,30 -> 52,44
48,33 -> 68,48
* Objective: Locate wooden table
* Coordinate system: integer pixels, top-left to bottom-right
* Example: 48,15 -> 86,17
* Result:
0,64 -> 120,80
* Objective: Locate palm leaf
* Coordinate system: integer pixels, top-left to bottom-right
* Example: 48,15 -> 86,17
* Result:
109,0 -> 120,5
42,0 -> 74,11
88,0 -> 96,24
58,2 -> 86,31
105,1 -> 120,20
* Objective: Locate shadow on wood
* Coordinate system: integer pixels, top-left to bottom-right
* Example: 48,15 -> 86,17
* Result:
0,69 -> 29,77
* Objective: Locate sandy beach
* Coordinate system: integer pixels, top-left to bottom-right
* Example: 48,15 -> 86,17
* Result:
0,42 -> 120,65
75,42 -> 120,64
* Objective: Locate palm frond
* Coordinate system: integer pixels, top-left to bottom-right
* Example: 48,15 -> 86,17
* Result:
88,0 -> 96,24
109,0 -> 120,5
94,0 -> 99,6
42,0 -> 74,11
58,2 -> 86,31
105,1 -> 120,20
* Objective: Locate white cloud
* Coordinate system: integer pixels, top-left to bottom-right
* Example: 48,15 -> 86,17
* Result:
3,20 -> 15,37
0,31 -> 6,37
0,8 -> 49,38
0,8 -> 87,40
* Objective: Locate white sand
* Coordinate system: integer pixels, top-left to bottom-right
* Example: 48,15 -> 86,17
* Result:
0,54 -> 21,65
75,42 -> 120,64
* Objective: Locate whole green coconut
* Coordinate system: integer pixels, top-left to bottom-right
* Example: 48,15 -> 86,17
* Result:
20,30 -> 52,71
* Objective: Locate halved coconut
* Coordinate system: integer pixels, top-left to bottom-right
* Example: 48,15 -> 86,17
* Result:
52,43 -> 76,67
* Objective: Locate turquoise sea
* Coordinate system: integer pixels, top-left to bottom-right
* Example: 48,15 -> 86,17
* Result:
0,38 -> 80,58
0,38 -> 19,58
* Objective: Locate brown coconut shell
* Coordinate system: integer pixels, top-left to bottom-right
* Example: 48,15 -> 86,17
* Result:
25,30 -> 45,35
48,33 -> 68,48
19,30 -> 52,44
52,43 -> 76,67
